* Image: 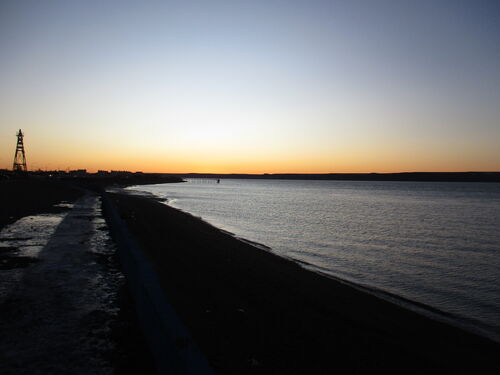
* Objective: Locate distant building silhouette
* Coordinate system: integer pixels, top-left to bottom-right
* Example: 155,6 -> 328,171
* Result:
69,169 -> 87,177
13,129 -> 27,172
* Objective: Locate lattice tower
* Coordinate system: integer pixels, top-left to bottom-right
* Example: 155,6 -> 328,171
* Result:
13,129 -> 27,172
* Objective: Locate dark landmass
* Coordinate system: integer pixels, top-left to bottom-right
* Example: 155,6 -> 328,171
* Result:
62,174 -> 184,191
169,171 -> 500,182
0,178 -> 84,229
3,169 -> 498,183
108,191 -> 499,374
0,169 -> 183,184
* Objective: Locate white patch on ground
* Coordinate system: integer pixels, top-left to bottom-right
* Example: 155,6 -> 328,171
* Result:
53,202 -> 75,209
0,194 -> 123,375
0,213 -> 66,304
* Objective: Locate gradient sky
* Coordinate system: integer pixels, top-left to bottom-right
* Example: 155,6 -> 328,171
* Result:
1,0 -> 499,173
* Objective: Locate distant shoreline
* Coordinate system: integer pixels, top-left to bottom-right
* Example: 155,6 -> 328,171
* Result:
165,171 -> 500,182
2,170 -> 499,183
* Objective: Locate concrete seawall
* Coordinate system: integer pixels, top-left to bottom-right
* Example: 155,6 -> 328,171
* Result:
102,193 -> 213,375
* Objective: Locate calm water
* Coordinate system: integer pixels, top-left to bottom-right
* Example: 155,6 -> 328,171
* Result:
129,179 -> 500,341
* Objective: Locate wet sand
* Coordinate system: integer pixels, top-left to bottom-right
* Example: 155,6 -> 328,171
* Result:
0,180 -> 154,374
108,191 -> 500,374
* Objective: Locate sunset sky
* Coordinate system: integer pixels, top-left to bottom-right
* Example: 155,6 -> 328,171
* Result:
1,0 -> 499,173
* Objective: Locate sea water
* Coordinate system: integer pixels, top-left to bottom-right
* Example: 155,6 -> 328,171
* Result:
128,179 -> 500,341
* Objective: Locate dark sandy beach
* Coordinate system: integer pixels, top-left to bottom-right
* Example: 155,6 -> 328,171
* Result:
107,191 -> 500,374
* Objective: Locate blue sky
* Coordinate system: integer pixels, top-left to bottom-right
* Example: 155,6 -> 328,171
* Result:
1,0 -> 499,172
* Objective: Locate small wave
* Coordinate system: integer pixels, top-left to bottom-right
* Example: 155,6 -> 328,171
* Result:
235,236 -> 272,251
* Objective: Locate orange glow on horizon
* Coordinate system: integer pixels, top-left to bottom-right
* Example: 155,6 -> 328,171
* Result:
2,153 -> 498,175
1,126 -> 499,174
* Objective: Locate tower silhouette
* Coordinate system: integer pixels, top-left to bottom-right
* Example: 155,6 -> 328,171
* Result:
13,129 -> 27,172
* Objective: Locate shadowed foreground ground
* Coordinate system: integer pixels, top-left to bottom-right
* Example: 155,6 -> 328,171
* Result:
109,191 -> 499,374
1,178 -> 498,374
0,180 -> 153,375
